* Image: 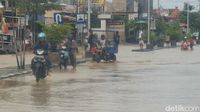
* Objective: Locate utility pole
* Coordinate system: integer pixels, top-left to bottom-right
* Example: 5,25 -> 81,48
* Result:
77,0 -> 85,58
78,0 -> 80,13
147,0 -> 150,45
158,0 -> 160,15
11,1 -> 20,69
187,2 -> 190,34
87,0 -> 91,34
198,0 -> 200,12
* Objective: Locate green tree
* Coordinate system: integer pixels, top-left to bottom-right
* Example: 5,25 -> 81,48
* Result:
5,0 -> 61,41
190,12 -> 200,31
180,11 -> 200,32
91,13 -> 101,28
180,3 -> 200,32
127,20 -> 147,31
166,21 -> 183,41
155,18 -> 167,35
183,2 -> 194,11
3,0 -> 61,14
126,20 -> 147,42
44,23 -> 73,45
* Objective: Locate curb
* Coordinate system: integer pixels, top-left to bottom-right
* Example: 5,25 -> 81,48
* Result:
0,58 -> 90,80
0,70 -> 32,80
132,46 -> 180,52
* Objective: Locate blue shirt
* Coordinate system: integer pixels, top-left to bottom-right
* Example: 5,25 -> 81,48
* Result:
34,43 -> 49,55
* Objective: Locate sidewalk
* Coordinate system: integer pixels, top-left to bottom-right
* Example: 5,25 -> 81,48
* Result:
0,52 -> 89,79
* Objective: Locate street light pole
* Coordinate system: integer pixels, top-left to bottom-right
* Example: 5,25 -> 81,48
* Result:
87,0 -> 91,33
158,0 -> 160,16
198,0 -> 200,12
78,0 -> 80,13
147,0 -> 150,45
187,2 -> 190,34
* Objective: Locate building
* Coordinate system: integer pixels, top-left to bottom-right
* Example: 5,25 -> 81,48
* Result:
153,7 -> 181,20
138,0 -> 153,19
105,0 -> 138,15
111,0 -> 127,12
170,7 -> 181,19
127,0 -> 138,13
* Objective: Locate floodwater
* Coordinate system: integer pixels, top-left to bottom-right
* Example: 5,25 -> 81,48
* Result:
0,45 -> 200,112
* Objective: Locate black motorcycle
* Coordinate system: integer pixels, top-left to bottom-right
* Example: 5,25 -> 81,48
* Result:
31,49 -> 48,82
59,46 -> 69,70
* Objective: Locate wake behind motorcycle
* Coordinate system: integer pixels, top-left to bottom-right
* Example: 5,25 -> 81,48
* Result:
31,49 -> 48,82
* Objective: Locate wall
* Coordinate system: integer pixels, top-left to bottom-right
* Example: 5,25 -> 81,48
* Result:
44,10 -> 62,25
106,20 -> 125,44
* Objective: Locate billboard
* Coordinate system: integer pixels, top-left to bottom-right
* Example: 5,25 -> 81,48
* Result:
80,0 -> 105,5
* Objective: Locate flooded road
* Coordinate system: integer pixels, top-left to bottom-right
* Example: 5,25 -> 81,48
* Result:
1,45 -> 200,112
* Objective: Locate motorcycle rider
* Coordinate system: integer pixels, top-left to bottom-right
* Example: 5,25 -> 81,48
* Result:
33,32 -> 51,75
100,35 -> 106,49
58,39 -> 70,70
189,37 -> 194,50
181,36 -> 189,50
88,30 -> 98,50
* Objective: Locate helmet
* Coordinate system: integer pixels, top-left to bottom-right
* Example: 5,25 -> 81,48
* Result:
38,32 -> 46,40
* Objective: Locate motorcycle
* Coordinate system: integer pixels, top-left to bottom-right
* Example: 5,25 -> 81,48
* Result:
91,47 -> 116,63
59,46 -> 69,70
181,41 -> 189,51
102,47 -> 117,62
91,46 -> 101,63
31,49 -> 48,82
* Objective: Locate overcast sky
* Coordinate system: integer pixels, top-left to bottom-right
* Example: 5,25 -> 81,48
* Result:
106,0 -> 200,10
154,0 -> 199,10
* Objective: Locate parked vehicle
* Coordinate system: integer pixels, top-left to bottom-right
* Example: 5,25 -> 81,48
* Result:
0,34 -> 15,54
31,49 -> 48,82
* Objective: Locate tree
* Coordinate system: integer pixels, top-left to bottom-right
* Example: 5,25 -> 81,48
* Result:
190,12 -> 200,31
127,20 -> 147,31
155,17 -> 167,35
126,20 -> 147,42
91,13 -> 100,28
0,0 -> 60,69
44,23 -> 73,45
7,0 -> 61,41
183,2 -> 194,11
180,3 -> 200,32
166,21 -> 183,41
180,11 -> 200,32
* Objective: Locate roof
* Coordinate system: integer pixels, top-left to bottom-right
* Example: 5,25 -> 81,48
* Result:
169,7 -> 181,19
